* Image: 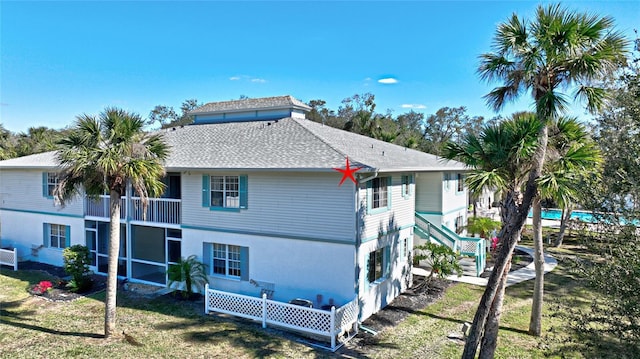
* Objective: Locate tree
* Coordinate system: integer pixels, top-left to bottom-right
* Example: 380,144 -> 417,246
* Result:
463,4 -> 627,357
147,99 -> 201,129
422,106 -> 484,156
55,108 -> 169,338
529,117 -> 602,335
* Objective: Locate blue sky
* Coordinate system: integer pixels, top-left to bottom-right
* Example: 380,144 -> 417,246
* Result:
1,1 -> 638,133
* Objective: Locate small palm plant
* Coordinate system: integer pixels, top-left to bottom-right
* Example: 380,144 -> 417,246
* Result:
167,255 -> 208,299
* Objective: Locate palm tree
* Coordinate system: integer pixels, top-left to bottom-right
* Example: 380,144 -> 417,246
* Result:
55,108 -> 169,338
462,4 -> 627,358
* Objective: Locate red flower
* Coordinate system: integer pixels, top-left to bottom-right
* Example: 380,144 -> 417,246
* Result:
32,280 -> 53,294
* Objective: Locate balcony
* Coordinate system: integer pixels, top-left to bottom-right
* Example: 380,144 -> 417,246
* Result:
85,195 -> 181,225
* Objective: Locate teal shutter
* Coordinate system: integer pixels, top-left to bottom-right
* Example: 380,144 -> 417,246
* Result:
202,175 -> 210,207
42,172 -> 48,197
239,175 -> 248,209
65,226 -> 71,248
384,246 -> 391,277
240,246 -> 249,281
387,177 -> 392,209
202,243 -> 212,275
43,223 -> 49,247
364,253 -> 370,290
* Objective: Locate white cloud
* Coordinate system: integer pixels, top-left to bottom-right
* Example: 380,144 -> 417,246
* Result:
229,76 -> 241,81
401,104 -> 427,109
378,77 -> 398,84
250,78 -> 266,83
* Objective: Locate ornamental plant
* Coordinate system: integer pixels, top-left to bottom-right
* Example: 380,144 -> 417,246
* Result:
62,245 -> 93,293
32,280 -> 53,295
414,242 -> 463,284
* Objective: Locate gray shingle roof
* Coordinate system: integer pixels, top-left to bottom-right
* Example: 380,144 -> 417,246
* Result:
190,95 -> 311,115
0,151 -> 58,169
0,117 -> 466,173
160,117 -> 465,172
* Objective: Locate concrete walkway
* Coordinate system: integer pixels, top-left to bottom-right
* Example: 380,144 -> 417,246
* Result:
412,246 -> 558,287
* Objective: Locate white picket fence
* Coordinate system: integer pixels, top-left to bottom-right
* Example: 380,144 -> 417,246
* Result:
204,284 -> 358,351
0,247 -> 18,271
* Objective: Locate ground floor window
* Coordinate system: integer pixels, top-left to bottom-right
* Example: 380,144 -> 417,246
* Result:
367,246 -> 390,284
44,223 -> 69,249
204,242 -> 248,280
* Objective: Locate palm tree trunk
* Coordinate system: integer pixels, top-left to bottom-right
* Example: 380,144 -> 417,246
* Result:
478,257 -> 512,359
529,196 -> 545,336
462,124 -> 549,359
105,190 -> 121,338
553,207 -> 572,247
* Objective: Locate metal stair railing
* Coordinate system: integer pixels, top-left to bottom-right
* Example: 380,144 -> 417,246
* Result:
415,212 -> 487,277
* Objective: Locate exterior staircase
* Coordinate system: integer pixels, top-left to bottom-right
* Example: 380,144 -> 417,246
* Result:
414,212 -> 487,277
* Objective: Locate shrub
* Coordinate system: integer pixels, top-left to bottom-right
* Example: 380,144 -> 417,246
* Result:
414,242 -> 463,282
167,255 -> 208,299
62,245 -> 93,293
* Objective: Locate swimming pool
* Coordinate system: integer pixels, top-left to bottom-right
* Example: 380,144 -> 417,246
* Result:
529,209 -> 638,225
533,209 -> 594,222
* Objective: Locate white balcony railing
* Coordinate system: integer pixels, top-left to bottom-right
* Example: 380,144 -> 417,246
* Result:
130,197 -> 181,225
85,195 -> 181,225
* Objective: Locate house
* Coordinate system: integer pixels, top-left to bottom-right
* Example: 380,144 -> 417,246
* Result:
0,95 -> 471,322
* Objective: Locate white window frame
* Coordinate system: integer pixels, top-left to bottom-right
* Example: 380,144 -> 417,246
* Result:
212,243 -> 242,278
210,176 -> 240,208
367,246 -> 389,284
371,177 -> 388,209
47,172 -> 59,197
457,173 -> 464,192
444,173 -> 451,192
49,223 -> 67,249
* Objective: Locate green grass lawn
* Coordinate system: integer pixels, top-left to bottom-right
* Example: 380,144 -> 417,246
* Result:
0,235 -> 624,358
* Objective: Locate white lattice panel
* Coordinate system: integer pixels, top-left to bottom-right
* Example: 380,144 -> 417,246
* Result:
459,240 -> 478,254
0,248 -> 16,268
207,290 -> 262,320
266,301 -> 331,334
334,299 -> 358,333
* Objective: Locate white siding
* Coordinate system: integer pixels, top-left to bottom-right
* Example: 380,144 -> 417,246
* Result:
442,172 -> 468,216
359,173 -> 415,242
182,172 -> 356,242
0,210 -> 84,266
358,227 -> 413,321
182,228 -> 356,306
415,172 -> 442,214
0,169 -> 83,216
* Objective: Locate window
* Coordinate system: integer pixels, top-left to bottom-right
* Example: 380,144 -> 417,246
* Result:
202,175 -> 248,210
205,243 -> 248,280
400,238 -> 409,258
211,176 -> 239,208
367,246 -> 390,284
455,215 -> 464,234
371,177 -> 389,209
401,175 -> 412,198
43,172 -> 59,198
457,173 -> 464,192
44,223 -> 68,249
444,173 -> 451,191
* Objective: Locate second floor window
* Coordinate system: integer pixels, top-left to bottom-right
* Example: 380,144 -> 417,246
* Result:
211,176 -> 239,208
43,172 -> 59,198
371,177 -> 388,209
202,174 -> 248,210
457,173 -> 464,192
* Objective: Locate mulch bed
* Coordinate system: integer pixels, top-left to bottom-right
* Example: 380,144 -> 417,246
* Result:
18,261 -> 107,302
